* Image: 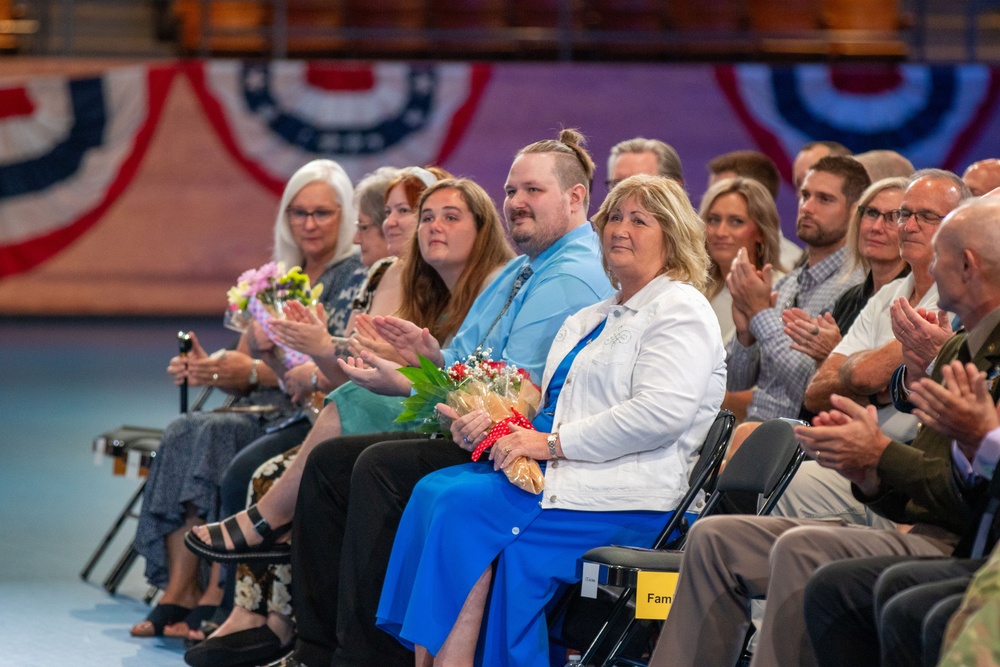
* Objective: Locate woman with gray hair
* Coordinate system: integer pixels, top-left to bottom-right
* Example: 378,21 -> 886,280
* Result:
130,159 -> 366,639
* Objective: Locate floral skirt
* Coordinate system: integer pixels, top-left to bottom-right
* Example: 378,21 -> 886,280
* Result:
234,445 -> 299,617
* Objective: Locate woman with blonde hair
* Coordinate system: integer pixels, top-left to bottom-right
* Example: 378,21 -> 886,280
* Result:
376,174 -> 727,667
700,176 -> 784,343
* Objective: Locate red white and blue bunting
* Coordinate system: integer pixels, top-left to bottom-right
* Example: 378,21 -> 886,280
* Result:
186,60 -> 491,193
0,65 -> 175,278
1,61 -> 997,284
717,64 -> 1000,182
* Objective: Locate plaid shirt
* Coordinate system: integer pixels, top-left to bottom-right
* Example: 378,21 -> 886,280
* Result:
728,246 -> 863,421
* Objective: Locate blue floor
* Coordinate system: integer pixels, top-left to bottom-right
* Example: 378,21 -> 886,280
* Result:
0,317 -> 233,666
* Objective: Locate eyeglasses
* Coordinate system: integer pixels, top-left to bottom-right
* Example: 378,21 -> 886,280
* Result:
606,179 -> 622,190
355,220 -> 379,233
884,208 -> 946,227
286,207 -> 340,226
857,206 -> 898,224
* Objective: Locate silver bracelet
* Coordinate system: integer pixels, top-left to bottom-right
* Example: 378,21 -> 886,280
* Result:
547,433 -> 560,459
248,359 -> 260,388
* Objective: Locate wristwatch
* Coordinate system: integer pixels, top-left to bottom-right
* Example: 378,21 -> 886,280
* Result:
248,359 -> 260,388
547,433 -> 560,459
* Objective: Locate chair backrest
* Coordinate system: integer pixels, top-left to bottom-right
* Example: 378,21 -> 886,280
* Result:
700,417 -> 806,519
648,410 -> 735,550
971,469 -> 1000,557
687,409 -> 736,491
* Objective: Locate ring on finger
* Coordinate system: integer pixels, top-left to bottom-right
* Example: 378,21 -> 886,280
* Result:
504,445 -> 511,454
810,327 -> 820,335
463,436 -> 471,445
212,373 -> 219,383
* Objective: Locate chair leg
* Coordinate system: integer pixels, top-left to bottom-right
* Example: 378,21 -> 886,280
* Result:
80,480 -> 146,581
603,615 -> 644,666
581,587 -> 636,665
103,541 -> 140,595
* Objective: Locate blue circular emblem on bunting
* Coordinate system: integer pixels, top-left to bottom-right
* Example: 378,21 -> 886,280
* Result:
241,62 -> 437,155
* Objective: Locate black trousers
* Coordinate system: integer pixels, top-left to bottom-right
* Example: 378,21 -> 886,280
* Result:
876,559 -> 980,667
804,555 -> 981,667
290,432 -> 472,667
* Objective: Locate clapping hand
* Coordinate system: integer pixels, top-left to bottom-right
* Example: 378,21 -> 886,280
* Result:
372,316 -> 443,367
794,394 -> 891,495
727,248 -> 774,347
783,309 -> 841,362
910,361 -> 999,459
348,314 -> 403,362
337,349 -> 412,396
890,298 -> 952,383
269,301 -> 332,357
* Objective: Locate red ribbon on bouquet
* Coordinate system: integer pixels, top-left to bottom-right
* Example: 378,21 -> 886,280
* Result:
470,408 -> 534,462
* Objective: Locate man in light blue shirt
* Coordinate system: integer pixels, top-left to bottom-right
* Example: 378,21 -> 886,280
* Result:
277,130 -> 614,667
347,147 -> 612,387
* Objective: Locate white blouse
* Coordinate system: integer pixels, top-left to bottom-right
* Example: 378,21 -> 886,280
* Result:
539,274 -> 728,512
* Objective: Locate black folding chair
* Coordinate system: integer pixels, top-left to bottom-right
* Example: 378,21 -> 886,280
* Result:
549,410 -> 736,661
576,417 -> 807,666
81,385 -> 223,597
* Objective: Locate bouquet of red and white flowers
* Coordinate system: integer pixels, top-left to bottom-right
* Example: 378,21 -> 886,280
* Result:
225,261 -> 324,369
396,351 -> 545,493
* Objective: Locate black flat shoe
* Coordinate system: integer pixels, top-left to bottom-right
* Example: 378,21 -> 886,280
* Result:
184,504 -> 291,564
183,625 -> 291,667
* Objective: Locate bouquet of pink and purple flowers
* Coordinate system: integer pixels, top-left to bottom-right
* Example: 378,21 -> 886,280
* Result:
225,261 -> 323,369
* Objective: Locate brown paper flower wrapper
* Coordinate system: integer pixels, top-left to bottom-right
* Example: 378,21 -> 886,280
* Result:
504,456 -> 545,494
444,381 -> 544,495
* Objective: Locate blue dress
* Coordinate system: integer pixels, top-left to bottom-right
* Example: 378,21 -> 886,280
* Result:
376,321 -> 681,666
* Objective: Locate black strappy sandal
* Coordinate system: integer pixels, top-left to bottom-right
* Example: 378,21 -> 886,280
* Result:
130,603 -> 193,637
184,505 -> 292,564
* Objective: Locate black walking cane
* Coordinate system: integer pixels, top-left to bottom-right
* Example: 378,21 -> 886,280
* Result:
178,331 -> 192,413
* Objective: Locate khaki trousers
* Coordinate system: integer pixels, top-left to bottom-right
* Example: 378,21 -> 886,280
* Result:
647,515 -> 950,667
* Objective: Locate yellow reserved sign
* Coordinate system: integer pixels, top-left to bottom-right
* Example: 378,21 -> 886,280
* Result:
636,571 -> 680,620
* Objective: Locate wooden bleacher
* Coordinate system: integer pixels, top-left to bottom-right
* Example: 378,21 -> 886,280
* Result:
171,0 -> 907,60
0,0 -> 40,51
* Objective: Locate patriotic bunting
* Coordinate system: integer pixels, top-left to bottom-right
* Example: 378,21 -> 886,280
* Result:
716,64 -> 1000,182
0,65 -> 176,277
1,61 -> 997,283
185,60 -> 492,192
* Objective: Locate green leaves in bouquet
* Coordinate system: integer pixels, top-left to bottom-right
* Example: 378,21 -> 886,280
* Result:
395,355 -> 453,434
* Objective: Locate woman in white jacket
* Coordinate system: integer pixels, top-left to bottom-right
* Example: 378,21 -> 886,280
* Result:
375,174 -> 728,667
